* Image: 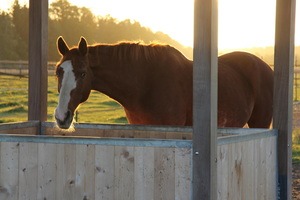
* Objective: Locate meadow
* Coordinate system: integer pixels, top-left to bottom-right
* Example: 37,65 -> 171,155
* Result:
0,75 -> 127,124
1,74 -> 300,163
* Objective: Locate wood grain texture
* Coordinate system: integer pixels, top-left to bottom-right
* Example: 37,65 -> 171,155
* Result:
28,0 -> 48,121
193,0 -> 218,198
134,147 -> 155,200
273,0 -> 296,199
18,142 -> 38,200
0,130 -> 277,200
0,142 -> 19,200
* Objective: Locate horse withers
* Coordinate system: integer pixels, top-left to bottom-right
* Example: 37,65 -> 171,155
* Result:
54,36 -> 273,129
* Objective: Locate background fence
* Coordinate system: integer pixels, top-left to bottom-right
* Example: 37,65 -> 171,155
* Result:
0,60 -> 56,77
2,61 -> 300,100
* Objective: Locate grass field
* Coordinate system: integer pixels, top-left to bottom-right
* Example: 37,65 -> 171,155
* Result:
0,75 -> 127,124
2,74 -> 300,162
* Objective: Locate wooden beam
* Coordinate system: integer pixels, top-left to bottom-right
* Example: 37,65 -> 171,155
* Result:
28,0 -> 48,121
193,0 -> 218,199
273,0 -> 296,199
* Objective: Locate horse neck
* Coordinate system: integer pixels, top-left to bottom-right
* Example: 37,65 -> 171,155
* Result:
88,45 -> 145,109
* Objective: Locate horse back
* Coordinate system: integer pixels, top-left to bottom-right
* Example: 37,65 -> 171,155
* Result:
218,52 -> 273,128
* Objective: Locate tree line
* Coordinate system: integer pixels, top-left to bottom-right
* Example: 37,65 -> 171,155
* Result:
0,0 -> 193,61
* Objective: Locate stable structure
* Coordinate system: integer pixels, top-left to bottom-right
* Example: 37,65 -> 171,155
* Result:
0,0 -> 296,199
0,122 -> 277,200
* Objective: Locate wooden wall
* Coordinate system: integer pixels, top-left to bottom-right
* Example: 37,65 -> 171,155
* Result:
0,140 -> 191,200
0,124 -> 278,200
217,134 -> 277,200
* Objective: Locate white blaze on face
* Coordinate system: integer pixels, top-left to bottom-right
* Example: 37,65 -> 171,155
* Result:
55,60 -> 77,121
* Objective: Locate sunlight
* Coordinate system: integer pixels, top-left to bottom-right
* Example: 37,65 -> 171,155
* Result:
1,0 -> 299,49
69,0 -> 279,49
70,0 -> 194,47
0,0 -> 27,11
219,0 -> 276,49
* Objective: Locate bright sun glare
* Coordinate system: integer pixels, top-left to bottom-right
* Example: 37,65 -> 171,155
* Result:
1,0 -> 299,49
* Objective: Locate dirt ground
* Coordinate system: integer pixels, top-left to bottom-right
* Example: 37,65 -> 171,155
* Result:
293,163 -> 300,199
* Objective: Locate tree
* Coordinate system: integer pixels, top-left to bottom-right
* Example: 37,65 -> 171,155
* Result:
0,11 -> 18,60
48,0 -> 97,60
0,0 -> 193,61
12,0 -> 29,60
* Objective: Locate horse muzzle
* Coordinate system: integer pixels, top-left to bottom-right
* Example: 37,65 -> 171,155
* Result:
54,109 -> 74,129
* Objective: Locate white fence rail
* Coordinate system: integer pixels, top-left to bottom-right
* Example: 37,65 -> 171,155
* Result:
0,60 -> 56,77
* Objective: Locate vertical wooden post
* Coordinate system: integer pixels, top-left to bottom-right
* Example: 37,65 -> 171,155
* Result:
273,0 -> 296,199
193,0 -> 218,199
28,0 -> 48,121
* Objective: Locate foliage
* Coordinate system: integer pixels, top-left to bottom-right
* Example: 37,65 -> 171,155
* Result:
0,12 -> 19,60
12,0 -> 29,60
0,0 -> 193,62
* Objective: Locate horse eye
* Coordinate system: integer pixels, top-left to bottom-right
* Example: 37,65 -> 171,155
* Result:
81,72 -> 86,78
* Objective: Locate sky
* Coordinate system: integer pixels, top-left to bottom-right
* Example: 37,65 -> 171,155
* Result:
1,0 -> 300,49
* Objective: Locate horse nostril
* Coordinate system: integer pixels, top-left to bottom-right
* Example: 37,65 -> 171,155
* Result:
55,115 -> 63,125
66,110 -> 71,119
55,110 -> 72,124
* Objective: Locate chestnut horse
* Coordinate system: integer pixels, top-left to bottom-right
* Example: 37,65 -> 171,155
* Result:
54,36 -> 273,129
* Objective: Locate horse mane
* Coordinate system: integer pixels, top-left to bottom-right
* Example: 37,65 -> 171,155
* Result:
88,41 -> 189,64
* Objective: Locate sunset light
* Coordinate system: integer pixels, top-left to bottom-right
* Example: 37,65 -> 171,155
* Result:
0,0 -> 299,49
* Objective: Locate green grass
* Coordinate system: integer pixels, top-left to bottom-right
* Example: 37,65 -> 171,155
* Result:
3,74 -> 300,162
0,75 -> 127,124
293,144 -> 300,164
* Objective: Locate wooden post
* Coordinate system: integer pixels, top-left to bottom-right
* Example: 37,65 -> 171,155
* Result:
273,0 -> 296,199
28,0 -> 48,121
193,0 -> 218,199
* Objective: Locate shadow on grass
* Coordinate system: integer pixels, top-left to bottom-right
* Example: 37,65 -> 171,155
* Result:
114,116 -> 128,124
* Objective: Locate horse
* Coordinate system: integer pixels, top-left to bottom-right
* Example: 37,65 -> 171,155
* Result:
54,36 -> 273,130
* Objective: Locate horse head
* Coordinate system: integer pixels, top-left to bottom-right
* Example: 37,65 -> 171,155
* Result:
54,36 -> 92,129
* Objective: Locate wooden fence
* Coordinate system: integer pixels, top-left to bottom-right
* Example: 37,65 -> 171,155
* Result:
0,122 -> 278,200
0,60 -> 56,77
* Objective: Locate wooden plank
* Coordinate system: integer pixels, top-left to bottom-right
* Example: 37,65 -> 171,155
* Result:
62,144 -> 76,199
95,145 -> 115,200
154,147 -> 175,200
225,143 -> 244,200
86,144 -> 96,199
134,147 -> 155,200
0,121 -> 40,131
254,139 -> 266,199
43,126 -> 192,140
273,0 -> 296,198
37,143 -> 57,200
217,144 -> 229,200
28,0 -> 48,121
75,144 -> 87,199
217,137 -> 278,199
114,146 -> 134,200
0,130 -> 278,199
0,142 -> 19,200
265,136 -> 278,200
0,121 -> 39,134
193,0 -> 218,199
75,144 -> 95,200
18,142 -> 38,200
240,140 -> 255,200
175,148 -> 192,200
55,144 -> 65,200
0,127 -> 38,135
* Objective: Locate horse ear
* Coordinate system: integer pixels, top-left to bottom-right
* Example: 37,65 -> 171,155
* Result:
78,37 -> 88,56
57,36 -> 69,56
